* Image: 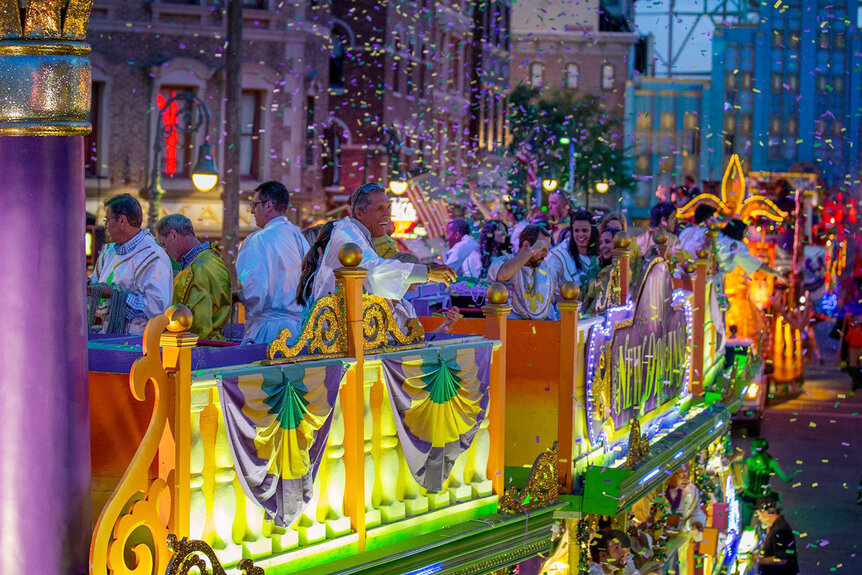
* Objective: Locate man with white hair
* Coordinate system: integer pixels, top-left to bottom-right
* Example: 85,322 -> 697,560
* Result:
156,214 -> 231,340
311,183 -> 456,305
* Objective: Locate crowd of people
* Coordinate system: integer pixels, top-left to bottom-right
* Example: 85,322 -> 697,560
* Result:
87,178 -> 788,343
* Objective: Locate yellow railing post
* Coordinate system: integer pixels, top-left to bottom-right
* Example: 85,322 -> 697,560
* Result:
159,305 -> 199,539
482,283 -> 511,497
557,282 -> 580,492
614,233 -> 632,303
692,249 -> 709,398
334,243 -> 368,551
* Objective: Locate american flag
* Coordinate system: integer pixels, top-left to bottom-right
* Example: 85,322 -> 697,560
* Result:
515,141 -> 538,188
405,180 -> 449,238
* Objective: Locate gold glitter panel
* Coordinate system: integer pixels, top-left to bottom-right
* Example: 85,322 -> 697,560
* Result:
0,0 -> 22,39
24,0 -> 64,38
63,0 -> 93,40
166,535 -> 265,575
499,443 -> 560,514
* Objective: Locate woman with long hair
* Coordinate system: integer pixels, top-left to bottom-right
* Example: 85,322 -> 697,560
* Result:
296,221 -> 335,310
463,219 -> 511,280
547,209 -> 599,290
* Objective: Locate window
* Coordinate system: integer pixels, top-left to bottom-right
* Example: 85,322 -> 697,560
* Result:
786,73 -> 799,92
660,113 -> 675,130
530,63 -> 544,87
835,31 -> 846,49
601,64 -> 615,90
740,72 -> 753,91
322,122 -> 342,188
833,75 -> 844,92
636,112 -> 651,130
239,91 -> 262,179
566,63 -> 579,89
771,72 -> 782,93
157,85 -> 197,178
418,43 -> 427,97
818,31 -> 829,49
305,95 -> 315,166
683,112 -> 698,130
85,81 -> 104,178
817,75 -> 828,92
769,116 -> 781,136
330,33 -> 346,91
772,29 -> 783,48
636,155 -> 650,174
392,34 -> 402,94
660,156 -> 674,173
242,0 -> 267,7
406,42 -> 416,96
786,118 -> 798,138
788,34 -> 800,49
725,71 -> 738,90
724,114 -> 736,133
739,115 -> 753,133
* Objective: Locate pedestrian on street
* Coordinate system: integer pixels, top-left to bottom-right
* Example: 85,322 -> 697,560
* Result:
755,495 -> 800,575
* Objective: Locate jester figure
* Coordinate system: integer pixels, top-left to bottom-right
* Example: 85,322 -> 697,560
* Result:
739,438 -> 800,527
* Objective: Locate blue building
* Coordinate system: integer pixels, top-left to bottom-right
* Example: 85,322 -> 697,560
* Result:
705,0 -> 862,187
624,76 -> 711,221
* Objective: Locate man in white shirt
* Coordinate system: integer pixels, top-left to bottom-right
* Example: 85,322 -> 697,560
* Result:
311,182 -> 456,305
678,205 -> 717,255
236,181 -> 309,344
89,194 -> 173,334
488,224 -> 557,320
443,219 -> 479,277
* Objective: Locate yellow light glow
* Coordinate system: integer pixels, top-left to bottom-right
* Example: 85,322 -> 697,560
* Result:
85,231 -> 93,257
542,179 -> 558,192
747,383 -> 758,399
388,180 -> 408,195
596,181 -> 609,194
192,172 -> 218,192
414,225 -> 428,237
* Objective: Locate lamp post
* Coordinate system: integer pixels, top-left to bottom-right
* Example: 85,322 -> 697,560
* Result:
559,136 -> 576,197
147,92 -> 219,229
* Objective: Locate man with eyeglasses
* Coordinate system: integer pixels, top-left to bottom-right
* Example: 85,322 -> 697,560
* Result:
235,181 -> 309,344
88,193 -> 173,334
310,183 -> 456,309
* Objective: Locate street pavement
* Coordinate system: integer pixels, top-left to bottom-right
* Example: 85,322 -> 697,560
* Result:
733,323 -> 862,574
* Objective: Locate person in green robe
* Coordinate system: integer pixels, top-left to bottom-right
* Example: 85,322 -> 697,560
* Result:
156,214 -> 232,340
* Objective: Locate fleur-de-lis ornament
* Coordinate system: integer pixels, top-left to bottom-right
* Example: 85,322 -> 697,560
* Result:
677,154 -> 788,224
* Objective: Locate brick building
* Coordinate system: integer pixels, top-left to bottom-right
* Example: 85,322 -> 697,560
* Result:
326,0 -> 476,207
85,0 -> 331,237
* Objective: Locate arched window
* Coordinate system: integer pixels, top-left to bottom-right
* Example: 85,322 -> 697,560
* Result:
330,33 -> 346,91
566,63 -> 580,89
530,63 -> 544,88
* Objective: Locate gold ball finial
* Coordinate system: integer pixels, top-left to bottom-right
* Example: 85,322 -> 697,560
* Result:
614,232 -> 632,249
165,304 -> 193,333
681,260 -> 696,274
486,282 -> 509,305
560,281 -> 581,301
653,231 -> 668,246
695,248 -> 710,259
338,243 -> 364,267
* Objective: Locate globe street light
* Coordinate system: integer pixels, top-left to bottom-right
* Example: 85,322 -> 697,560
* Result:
596,181 -> 609,194
147,92 -> 218,229
542,178 -> 559,193
388,179 -> 408,195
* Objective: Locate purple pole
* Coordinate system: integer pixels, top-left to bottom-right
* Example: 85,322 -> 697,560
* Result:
0,136 -> 90,574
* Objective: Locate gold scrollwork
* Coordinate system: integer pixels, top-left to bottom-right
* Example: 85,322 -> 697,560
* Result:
90,314 -> 174,575
361,293 -> 425,351
165,535 -> 265,575
267,290 -> 347,361
499,443 -> 559,515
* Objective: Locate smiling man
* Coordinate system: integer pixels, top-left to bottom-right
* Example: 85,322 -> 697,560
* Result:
311,183 -> 456,306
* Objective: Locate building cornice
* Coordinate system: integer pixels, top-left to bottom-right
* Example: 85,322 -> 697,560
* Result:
512,29 -> 638,44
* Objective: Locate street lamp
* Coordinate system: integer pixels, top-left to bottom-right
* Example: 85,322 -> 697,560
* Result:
542,178 -> 559,193
147,91 -> 218,229
388,178 -> 408,195
595,181 -> 609,194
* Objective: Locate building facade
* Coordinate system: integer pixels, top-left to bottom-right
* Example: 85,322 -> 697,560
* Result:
624,77 -> 711,219
85,0 -> 331,236
705,0 -> 862,186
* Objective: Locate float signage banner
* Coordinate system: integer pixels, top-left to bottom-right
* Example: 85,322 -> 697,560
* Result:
587,260 -> 691,442
608,262 -> 689,429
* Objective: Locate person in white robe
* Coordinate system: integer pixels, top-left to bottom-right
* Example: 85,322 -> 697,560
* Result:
311,183 -> 456,306
89,194 -> 172,335
443,219 -> 479,276
488,224 -> 558,320
678,205 -> 717,256
236,181 -> 309,344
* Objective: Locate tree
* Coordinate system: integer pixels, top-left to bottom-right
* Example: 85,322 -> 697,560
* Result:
506,88 -> 634,205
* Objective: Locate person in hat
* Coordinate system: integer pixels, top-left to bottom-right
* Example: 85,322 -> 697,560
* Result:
755,496 -> 800,574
